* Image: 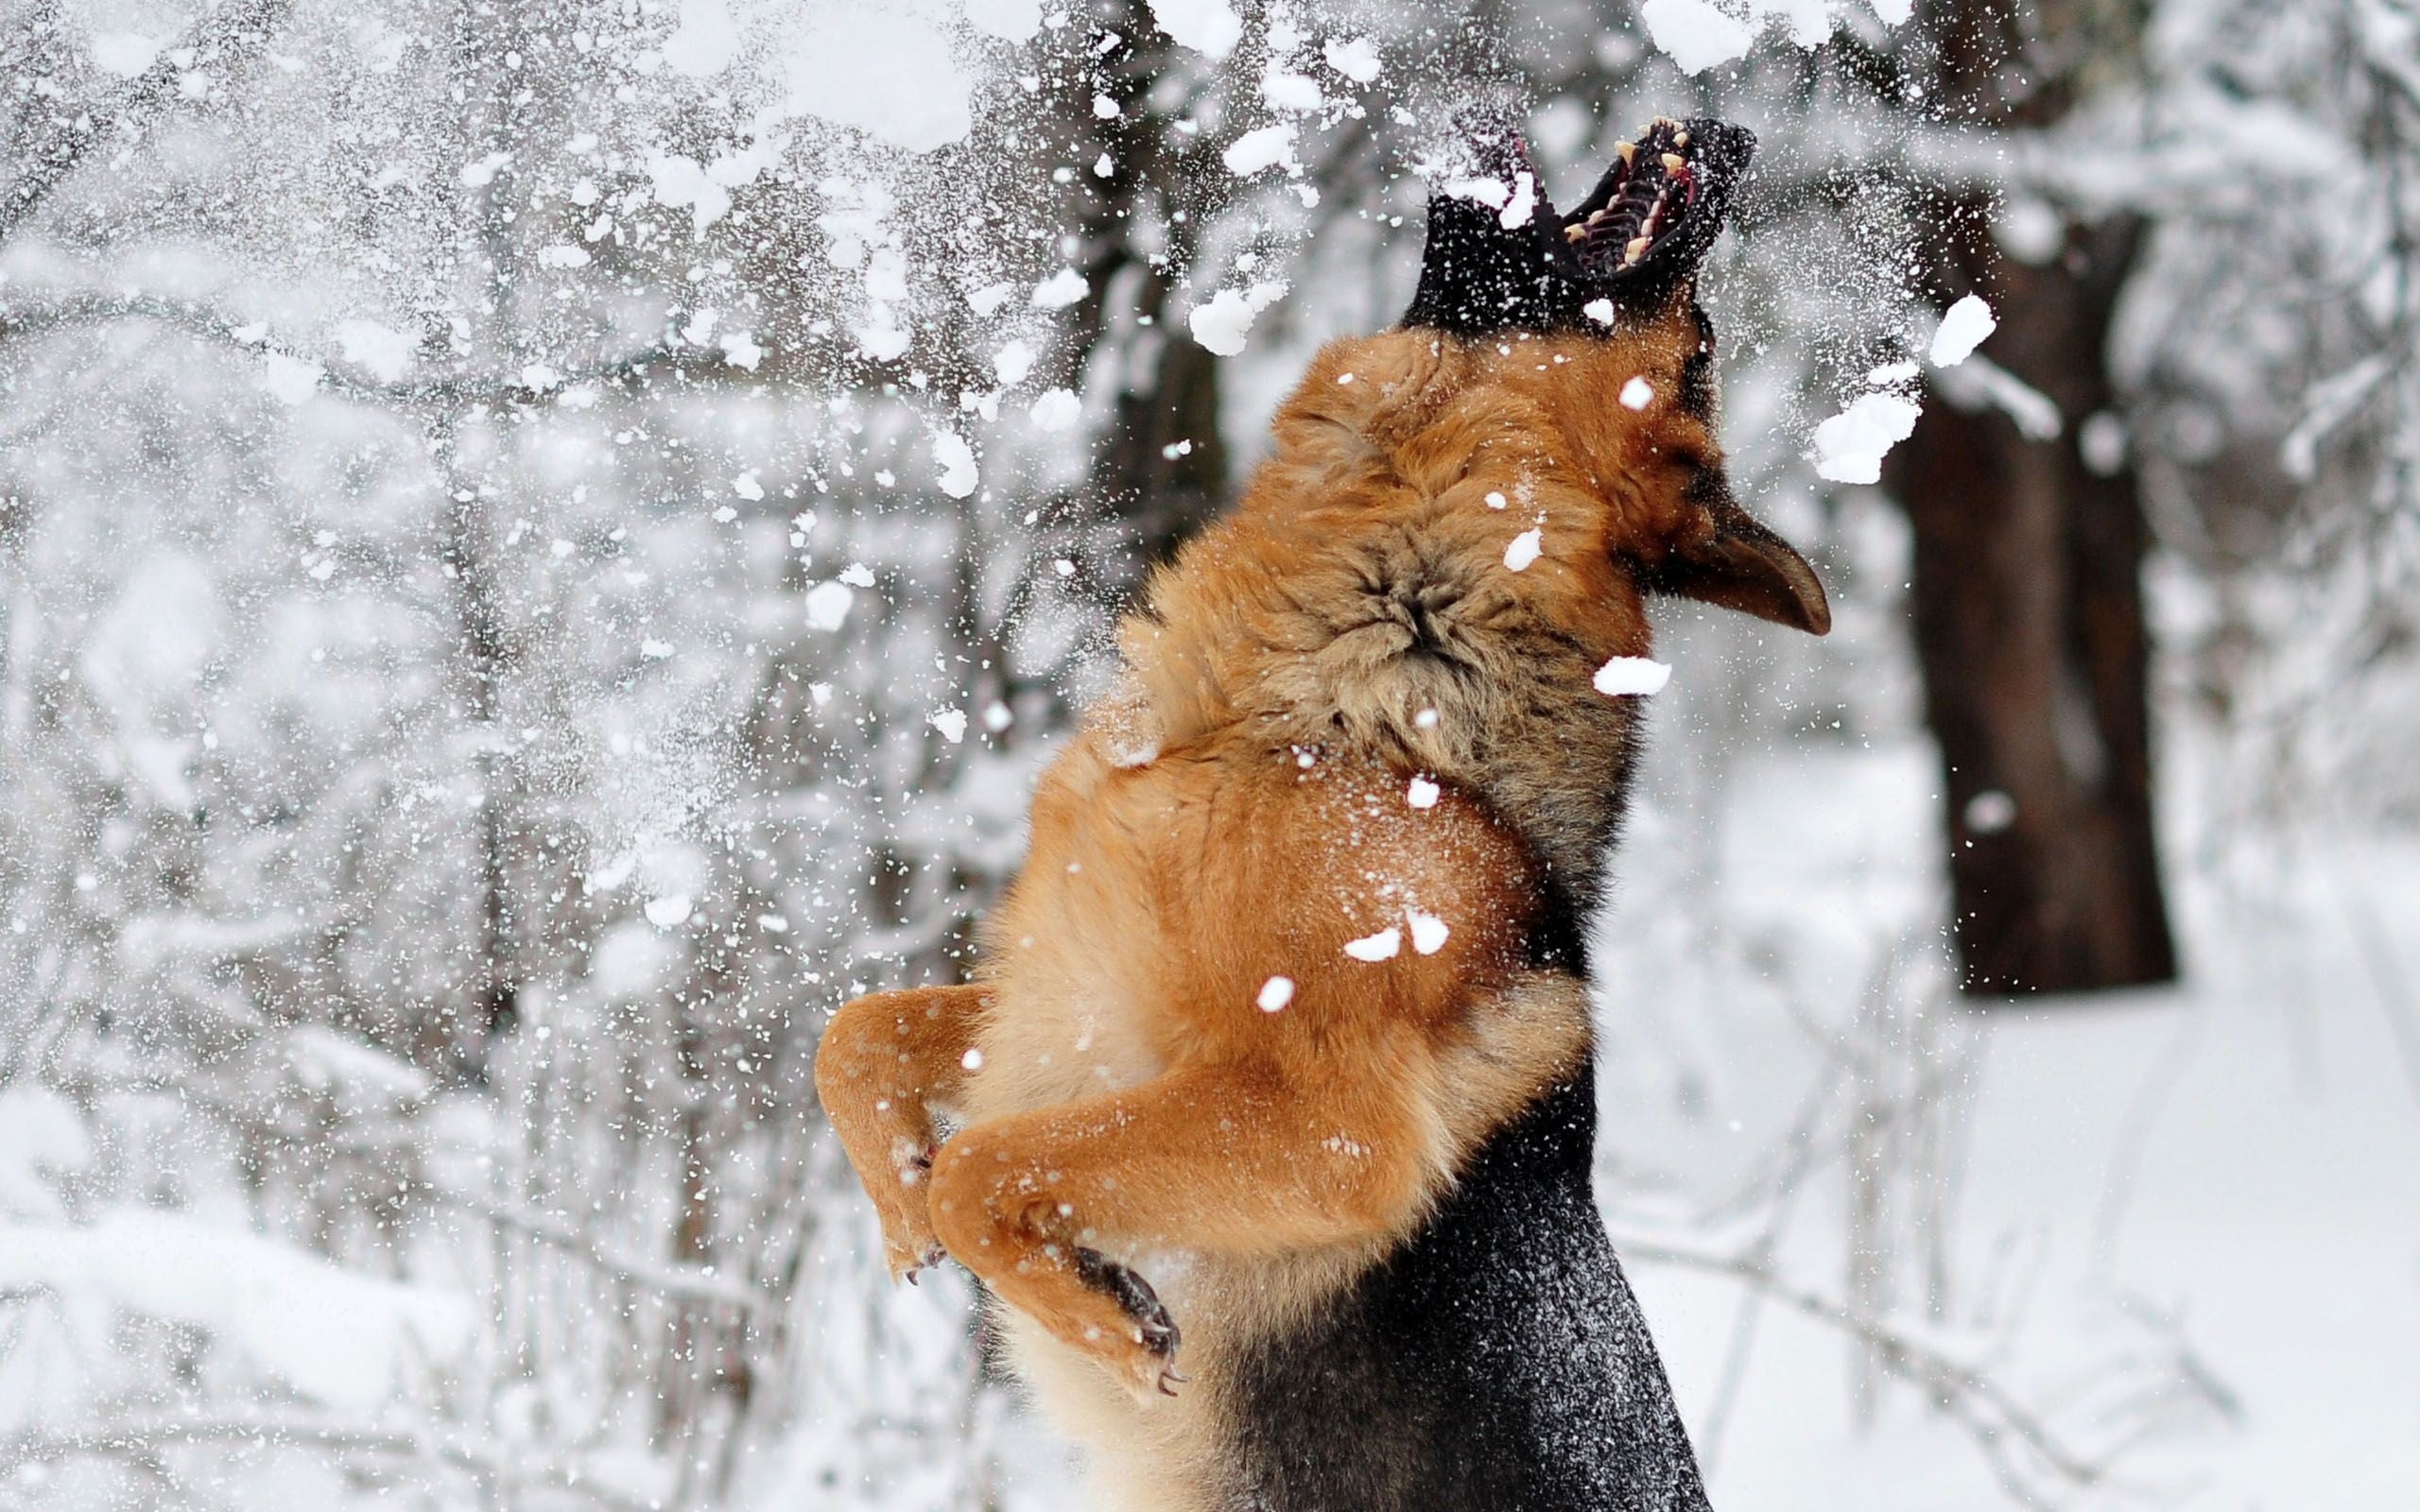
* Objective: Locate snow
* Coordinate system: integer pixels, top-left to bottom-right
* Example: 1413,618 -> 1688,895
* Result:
1261,69 -> 1324,113
1620,376 -> 1654,410
960,0 -> 1043,43
720,329 -> 765,369
1497,170 -> 1537,230
781,9 -> 974,153
1505,527 -> 1545,572
260,352 -> 323,404
0,1087 -> 90,1218
647,152 -> 735,234
1640,0 -> 1759,74
334,319 -> 414,382
1145,0 -> 1243,59
644,893 -> 694,927
804,580 -> 856,631
1029,268 -> 1088,309
1934,355 -> 2061,440
732,471 -> 766,499
1604,746 -> 2420,1512
1256,975 -> 1294,1012
88,31 -> 162,77
993,339 -> 1037,387
1639,0 -> 1897,74
1584,298 -> 1617,326
839,561 -> 878,588
1593,655 -> 1674,696
933,431 -> 979,498
929,708 -> 969,744
1222,124 -> 1300,178
0,1209 -> 474,1412
1961,788 -> 2015,833
1322,36 -> 1382,83
1406,775 -> 1441,809
1811,392 -> 1922,484
1927,294 -> 1996,367
1187,282 -> 1287,356
1405,910 -> 1450,955
1028,388 -> 1080,431
1343,926 -> 1403,962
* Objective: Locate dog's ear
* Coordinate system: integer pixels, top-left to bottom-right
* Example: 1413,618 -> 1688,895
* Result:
1651,499 -> 1831,635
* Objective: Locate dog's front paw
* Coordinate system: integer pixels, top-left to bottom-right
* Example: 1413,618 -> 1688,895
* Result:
877,1145 -> 945,1283
1075,1247 -> 1186,1397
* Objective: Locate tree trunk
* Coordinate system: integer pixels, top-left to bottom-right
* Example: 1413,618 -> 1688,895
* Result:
1886,213 -> 2177,994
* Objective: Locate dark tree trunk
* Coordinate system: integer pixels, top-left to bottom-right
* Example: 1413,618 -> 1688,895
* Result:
1881,0 -> 2177,996
1049,2 -> 1233,570
1886,212 -> 2177,994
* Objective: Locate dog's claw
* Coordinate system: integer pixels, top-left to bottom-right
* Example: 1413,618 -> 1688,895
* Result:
1074,1246 -> 1184,1391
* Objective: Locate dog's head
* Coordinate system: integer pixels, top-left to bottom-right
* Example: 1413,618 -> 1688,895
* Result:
1128,113 -> 1824,885
1392,113 -> 1829,639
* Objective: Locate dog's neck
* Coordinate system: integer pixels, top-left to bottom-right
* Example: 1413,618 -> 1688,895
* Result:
1111,334 -> 1647,911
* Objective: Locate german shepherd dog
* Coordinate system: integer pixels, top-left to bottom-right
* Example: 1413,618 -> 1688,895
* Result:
816,114 -> 1828,1511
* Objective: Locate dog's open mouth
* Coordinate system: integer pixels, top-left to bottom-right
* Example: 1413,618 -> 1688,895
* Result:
1401,111 -> 1752,335
1559,117 -> 1713,282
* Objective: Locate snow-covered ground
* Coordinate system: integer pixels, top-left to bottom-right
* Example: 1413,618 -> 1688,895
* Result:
1630,741 -> 2420,1508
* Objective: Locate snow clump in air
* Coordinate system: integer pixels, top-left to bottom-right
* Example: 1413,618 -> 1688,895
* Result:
804,580 -> 855,632
1620,377 -> 1654,410
1028,388 -> 1081,431
1594,656 -> 1674,697
1322,35 -> 1381,82
1147,0 -> 1243,59
1642,0 -> 1908,76
933,431 -> 979,498
1639,0 -> 1759,73
1030,267 -> 1088,309
1811,392 -> 1922,484
1188,282 -> 1288,356
1406,775 -> 1441,809
1929,294 -> 1996,367
1223,123 -> 1300,178
1257,975 -> 1295,1012
1406,909 -> 1450,955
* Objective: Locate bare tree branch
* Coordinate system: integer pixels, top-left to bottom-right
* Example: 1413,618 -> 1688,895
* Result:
0,0 -> 295,248
1613,1231 -> 2237,1503
0,1413 -> 656,1512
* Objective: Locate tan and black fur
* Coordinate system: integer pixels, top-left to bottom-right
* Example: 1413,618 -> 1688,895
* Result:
816,116 -> 1828,1511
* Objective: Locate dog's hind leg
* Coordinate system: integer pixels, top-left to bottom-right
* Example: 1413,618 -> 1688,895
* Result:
814,984 -> 990,1280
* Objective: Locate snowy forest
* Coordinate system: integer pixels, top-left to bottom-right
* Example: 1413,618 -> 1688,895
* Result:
3,0 -> 2417,1506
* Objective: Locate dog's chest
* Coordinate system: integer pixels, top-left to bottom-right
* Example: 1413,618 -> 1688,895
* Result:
958,775 -> 1176,1122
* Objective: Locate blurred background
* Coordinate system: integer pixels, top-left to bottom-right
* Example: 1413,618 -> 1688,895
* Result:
2,0 -> 2416,1507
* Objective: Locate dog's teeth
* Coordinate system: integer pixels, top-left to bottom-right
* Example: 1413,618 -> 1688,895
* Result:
1625,235 -> 1650,264
1616,141 -> 1636,166
1673,130 -> 1690,148
1661,152 -> 1685,173
1564,223 -> 1587,243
